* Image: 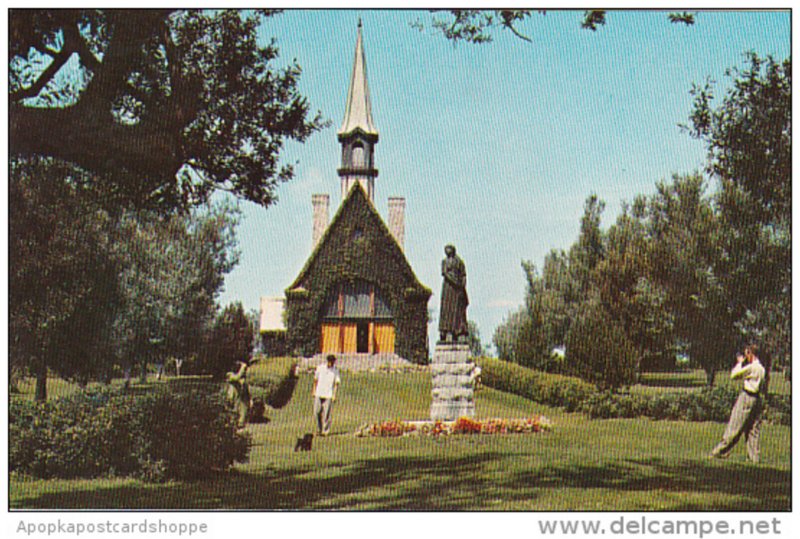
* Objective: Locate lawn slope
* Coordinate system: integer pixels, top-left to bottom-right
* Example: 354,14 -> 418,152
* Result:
10,372 -> 791,510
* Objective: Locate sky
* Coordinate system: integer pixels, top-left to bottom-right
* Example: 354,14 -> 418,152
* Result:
215,9 -> 791,354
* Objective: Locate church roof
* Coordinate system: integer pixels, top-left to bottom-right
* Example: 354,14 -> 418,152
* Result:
287,183 -> 428,294
338,20 -> 378,138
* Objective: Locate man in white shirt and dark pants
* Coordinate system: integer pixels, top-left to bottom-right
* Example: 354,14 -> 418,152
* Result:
710,344 -> 766,463
313,354 -> 341,436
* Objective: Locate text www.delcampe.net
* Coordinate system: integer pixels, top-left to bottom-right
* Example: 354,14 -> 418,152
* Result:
537,516 -> 782,537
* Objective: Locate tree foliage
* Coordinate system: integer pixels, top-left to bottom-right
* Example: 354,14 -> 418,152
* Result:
466,320 -> 484,357
414,9 -> 695,44
687,53 -> 791,367
595,200 -> 675,371
565,300 -> 639,390
197,303 -> 255,380
9,157 -> 241,399
9,157 -> 118,399
111,204 -> 241,378
9,9 -> 326,211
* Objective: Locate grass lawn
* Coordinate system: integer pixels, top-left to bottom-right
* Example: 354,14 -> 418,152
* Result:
10,372 -> 791,511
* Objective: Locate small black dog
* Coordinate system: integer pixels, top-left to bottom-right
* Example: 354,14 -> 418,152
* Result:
294,433 -> 313,452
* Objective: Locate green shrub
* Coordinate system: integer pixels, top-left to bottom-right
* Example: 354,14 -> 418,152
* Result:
578,385 -> 790,426
477,357 -> 597,412
9,386 -> 250,481
477,357 -> 790,426
764,394 -> 791,426
129,388 -> 250,480
247,356 -> 299,421
578,391 -> 643,419
10,390 -> 138,479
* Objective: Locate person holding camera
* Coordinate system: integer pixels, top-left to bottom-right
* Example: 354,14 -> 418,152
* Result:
709,344 -> 766,463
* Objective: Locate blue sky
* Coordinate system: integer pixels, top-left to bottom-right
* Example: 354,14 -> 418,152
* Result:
216,9 -> 790,353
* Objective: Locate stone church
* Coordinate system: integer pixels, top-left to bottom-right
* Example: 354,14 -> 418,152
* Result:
261,22 -> 430,363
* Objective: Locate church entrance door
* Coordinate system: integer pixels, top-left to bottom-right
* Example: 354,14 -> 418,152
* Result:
357,322 -> 369,353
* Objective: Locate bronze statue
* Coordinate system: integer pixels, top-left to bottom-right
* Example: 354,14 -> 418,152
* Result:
439,244 -> 469,342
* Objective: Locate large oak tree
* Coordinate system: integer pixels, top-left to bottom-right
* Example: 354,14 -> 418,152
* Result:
9,9 -> 325,211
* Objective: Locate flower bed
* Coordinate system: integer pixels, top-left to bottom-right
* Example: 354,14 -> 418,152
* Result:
354,416 -> 552,437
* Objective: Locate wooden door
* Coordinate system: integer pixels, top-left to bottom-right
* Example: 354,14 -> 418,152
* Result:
320,323 -> 341,353
373,323 -> 395,354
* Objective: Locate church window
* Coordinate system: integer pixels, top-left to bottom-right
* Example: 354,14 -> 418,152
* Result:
352,144 -> 366,168
322,280 -> 391,320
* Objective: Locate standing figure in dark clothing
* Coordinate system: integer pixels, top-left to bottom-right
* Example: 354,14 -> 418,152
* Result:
439,244 -> 469,342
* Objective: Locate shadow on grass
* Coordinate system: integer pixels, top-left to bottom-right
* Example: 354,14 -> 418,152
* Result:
11,453 -> 790,511
521,457 -> 790,511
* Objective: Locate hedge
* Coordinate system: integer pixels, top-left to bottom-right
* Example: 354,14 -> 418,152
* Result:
477,357 -> 791,426
580,387 -> 790,426
476,357 -> 597,412
9,386 -> 250,481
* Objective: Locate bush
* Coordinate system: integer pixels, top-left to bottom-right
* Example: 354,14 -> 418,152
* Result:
129,388 -> 250,480
578,391 -> 651,419
247,356 -> 299,421
10,390 -> 138,479
764,394 -> 791,426
476,357 -> 790,426
565,302 -> 639,390
9,385 -> 250,481
578,385 -> 790,426
477,357 -> 597,412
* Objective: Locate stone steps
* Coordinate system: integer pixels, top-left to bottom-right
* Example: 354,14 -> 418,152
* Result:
298,353 -> 423,373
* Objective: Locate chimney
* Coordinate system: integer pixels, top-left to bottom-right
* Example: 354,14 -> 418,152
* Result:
387,196 -> 405,251
312,194 -> 330,249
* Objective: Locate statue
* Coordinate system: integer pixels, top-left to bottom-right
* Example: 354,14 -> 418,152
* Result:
438,244 -> 469,342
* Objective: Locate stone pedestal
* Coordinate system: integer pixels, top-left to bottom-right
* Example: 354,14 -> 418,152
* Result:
430,343 -> 476,421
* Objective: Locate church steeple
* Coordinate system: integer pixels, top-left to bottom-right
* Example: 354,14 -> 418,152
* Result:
338,19 -> 379,202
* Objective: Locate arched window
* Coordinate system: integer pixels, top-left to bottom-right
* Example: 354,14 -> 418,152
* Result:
322,280 -> 391,320
351,144 -> 366,168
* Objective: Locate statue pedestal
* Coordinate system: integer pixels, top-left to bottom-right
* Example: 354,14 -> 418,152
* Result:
430,343 -> 476,421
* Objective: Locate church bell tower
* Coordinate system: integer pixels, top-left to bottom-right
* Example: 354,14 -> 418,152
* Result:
338,19 -> 379,202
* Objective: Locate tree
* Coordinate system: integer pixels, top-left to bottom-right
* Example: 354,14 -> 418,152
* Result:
569,194 -> 606,296
687,53 -> 791,369
9,157 -> 119,400
494,196 -> 607,373
466,320 -> 484,357
414,9 -> 695,44
565,299 -> 638,390
9,10 -> 325,211
595,199 -> 675,371
687,53 -> 790,229
645,174 -> 738,384
110,204 -> 241,380
492,307 -> 531,364
198,303 -> 255,380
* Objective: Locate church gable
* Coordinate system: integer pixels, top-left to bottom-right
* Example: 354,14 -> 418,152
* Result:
289,183 -> 425,294
285,183 -> 430,362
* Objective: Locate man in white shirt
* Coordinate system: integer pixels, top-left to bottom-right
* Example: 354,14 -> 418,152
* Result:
313,354 -> 341,436
710,344 -> 766,463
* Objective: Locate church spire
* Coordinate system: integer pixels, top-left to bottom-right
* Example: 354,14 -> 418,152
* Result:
338,20 -> 379,202
338,18 -> 378,138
